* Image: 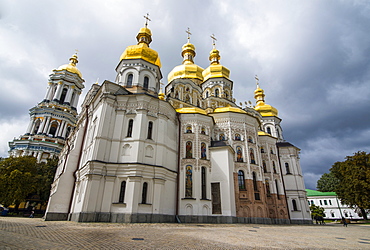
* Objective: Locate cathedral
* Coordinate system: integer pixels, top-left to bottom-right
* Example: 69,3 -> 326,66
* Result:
35,21 -> 311,224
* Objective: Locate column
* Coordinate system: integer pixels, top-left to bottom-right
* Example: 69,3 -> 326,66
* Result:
64,86 -> 74,105
60,122 -> 68,138
37,117 -> 47,134
72,91 -> 80,109
44,82 -> 53,101
25,117 -> 34,135
42,117 -> 51,134
56,120 -> 66,137
53,82 -> 64,102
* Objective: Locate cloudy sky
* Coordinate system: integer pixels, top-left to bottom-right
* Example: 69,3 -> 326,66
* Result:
1,0 -> 369,189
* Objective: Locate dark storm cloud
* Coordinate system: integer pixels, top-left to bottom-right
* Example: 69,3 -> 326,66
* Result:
0,0 -> 369,190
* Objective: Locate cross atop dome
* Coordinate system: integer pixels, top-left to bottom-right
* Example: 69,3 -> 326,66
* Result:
144,13 -> 151,28
210,34 -> 217,49
255,75 -> 260,88
186,27 -> 192,43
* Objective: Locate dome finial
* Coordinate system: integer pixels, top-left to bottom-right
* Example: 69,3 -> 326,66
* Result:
210,34 -> 217,49
186,27 -> 192,43
143,13 -> 151,28
69,50 -> 79,66
255,75 -> 260,88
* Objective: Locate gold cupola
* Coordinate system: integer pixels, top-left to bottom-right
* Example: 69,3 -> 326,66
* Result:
56,54 -> 83,78
202,44 -> 230,81
167,29 -> 204,83
254,78 -> 278,117
119,25 -> 161,67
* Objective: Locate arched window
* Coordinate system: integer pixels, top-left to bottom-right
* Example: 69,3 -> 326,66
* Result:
236,146 -> 243,162
49,121 -> 58,137
234,134 -> 241,141
205,91 -> 209,98
119,181 -> 126,203
147,121 -> 153,139
185,165 -> 193,198
186,125 -> 192,133
126,74 -> 133,87
186,141 -> 193,158
201,167 -> 206,199
285,163 -> 291,174
33,119 -> 41,134
59,88 -> 68,104
215,88 -> 219,97
250,149 -> 256,164
127,119 -> 133,137
273,161 -> 277,173
263,161 -> 267,173
261,146 -> 265,153
248,136 -> 253,143
141,182 -> 148,204
185,94 -> 191,103
253,172 -> 258,191
200,142 -> 207,159
266,127 -> 272,135
225,91 -> 229,99
238,170 -> 246,190
275,180 -> 280,199
143,76 -> 149,89
292,199 -> 298,211
270,148 -> 274,154
200,127 -> 206,135
219,133 -> 225,141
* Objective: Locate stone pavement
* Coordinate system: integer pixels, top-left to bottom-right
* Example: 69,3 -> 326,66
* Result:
0,217 -> 370,249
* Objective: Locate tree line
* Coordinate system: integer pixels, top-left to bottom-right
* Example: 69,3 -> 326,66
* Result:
316,151 -> 370,220
0,156 -> 58,212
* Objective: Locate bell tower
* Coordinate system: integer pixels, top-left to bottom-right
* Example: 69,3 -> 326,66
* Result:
8,54 -> 85,162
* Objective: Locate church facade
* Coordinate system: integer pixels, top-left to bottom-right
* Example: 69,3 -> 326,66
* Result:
44,23 -> 311,224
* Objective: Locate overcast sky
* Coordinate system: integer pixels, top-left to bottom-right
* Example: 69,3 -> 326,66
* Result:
1,0 -> 369,190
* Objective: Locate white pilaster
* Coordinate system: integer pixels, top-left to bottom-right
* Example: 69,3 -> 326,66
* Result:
56,120 -> 65,137
65,86 -> 73,104
42,117 -> 51,134
54,82 -> 64,101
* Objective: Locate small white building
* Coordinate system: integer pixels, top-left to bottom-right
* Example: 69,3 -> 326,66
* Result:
306,189 -> 364,220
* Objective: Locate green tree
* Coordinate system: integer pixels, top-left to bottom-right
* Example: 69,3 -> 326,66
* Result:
0,156 -> 39,208
0,156 -> 58,210
330,151 -> 370,220
309,204 -> 325,219
316,172 -> 339,192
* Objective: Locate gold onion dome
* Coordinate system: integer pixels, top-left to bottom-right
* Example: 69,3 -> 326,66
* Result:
119,26 -> 161,67
56,54 -> 83,78
202,48 -> 230,81
167,41 -> 204,83
254,85 -> 278,117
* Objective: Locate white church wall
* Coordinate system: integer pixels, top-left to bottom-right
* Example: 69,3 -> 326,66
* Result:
209,146 -> 236,216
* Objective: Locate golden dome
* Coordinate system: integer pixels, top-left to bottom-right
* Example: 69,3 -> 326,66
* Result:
158,88 -> 165,100
213,106 -> 247,114
176,107 -> 207,115
167,42 -> 204,83
119,26 -> 161,67
56,54 -> 83,78
254,86 -> 278,117
202,47 -> 230,81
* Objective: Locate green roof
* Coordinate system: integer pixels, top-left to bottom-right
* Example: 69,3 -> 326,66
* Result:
306,189 -> 337,197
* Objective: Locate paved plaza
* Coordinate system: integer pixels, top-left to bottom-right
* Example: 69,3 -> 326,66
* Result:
0,217 -> 369,249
